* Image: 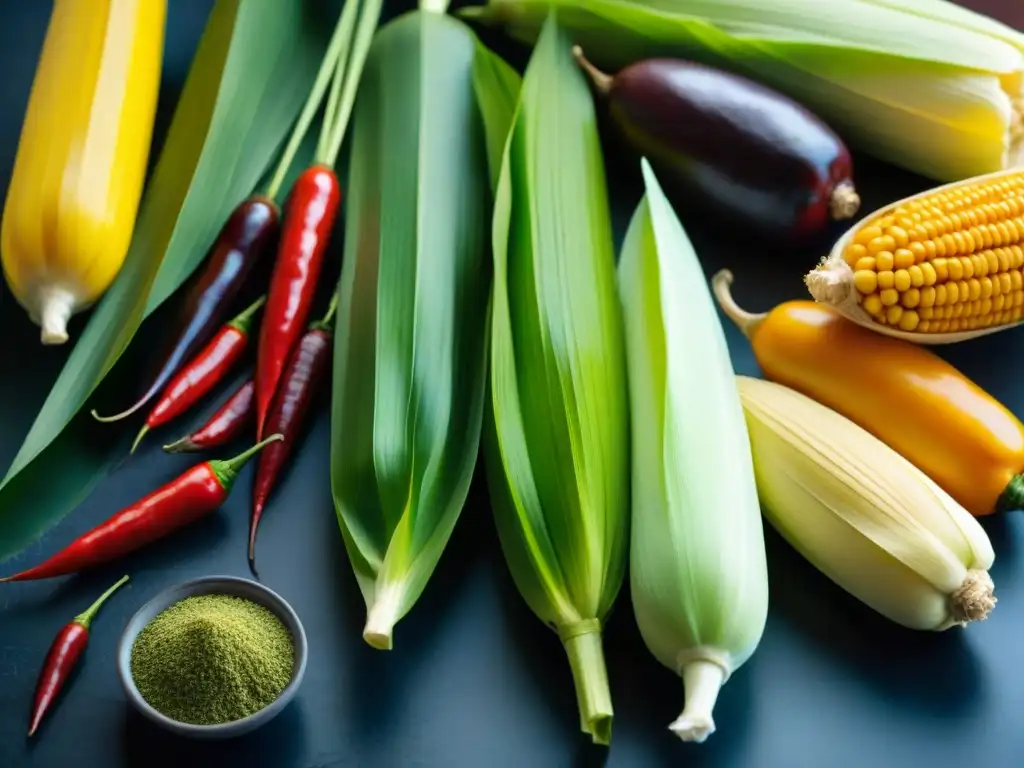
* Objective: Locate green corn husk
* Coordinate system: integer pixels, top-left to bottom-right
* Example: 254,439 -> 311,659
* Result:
463,0 -> 1024,181
330,6 -> 517,649
483,13 -> 629,746
617,159 -> 768,743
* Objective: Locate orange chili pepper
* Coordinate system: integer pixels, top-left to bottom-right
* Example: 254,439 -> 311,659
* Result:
714,269 -> 1024,517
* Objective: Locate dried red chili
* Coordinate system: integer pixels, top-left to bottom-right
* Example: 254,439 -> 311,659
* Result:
0,436 -> 281,582
28,575 -> 130,737
129,296 -> 265,453
249,294 -> 337,574
163,378 -> 255,454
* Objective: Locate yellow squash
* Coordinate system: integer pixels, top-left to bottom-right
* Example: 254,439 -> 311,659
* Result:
1,0 -> 166,344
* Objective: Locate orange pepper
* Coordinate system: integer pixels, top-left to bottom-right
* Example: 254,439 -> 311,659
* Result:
714,270 -> 1024,517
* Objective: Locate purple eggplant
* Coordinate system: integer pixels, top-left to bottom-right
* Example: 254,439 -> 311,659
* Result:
573,47 -> 860,240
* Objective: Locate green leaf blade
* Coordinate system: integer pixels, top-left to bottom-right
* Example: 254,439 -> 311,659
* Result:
483,13 -> 629,744
330,10 -> 495,648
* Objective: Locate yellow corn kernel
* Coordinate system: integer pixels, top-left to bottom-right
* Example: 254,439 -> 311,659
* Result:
816,171 -> 1024,334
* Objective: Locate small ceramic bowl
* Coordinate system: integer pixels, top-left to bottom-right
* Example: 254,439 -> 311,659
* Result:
117,575 -> 308,740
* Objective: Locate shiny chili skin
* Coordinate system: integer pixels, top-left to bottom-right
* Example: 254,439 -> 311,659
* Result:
94,197 -> 278,423
713,269 -> 1024,517
163,379 -> 255,454
28,576 -> 129,737
131,296 -> 264,453
255,166 -> 340,438
0,438 -> 281,582
249,323 -> 332,573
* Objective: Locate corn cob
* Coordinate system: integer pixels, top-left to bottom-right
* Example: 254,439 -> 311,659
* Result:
806,168 -> 1024,342
738,375 -> 996,631
619,161 -> 767,743
1,0 -> 165,344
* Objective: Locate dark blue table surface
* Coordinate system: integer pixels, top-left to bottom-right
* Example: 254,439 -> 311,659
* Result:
3,1 -> 1024,767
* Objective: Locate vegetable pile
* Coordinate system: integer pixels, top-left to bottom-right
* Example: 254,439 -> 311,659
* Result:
2,0 -> 1024,751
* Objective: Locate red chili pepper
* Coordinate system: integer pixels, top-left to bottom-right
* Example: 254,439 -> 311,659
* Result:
162,379 -> 255,454
28,574 -> 130,737
91,198 -> 278,424
255,165 -> 341,440
129,295 -> 265,453
0,437 -> 282,583
248,294 -> 337,575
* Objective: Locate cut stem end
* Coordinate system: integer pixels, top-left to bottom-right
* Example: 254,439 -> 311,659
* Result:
804,254 -> 854,306
951,569 -> 996,624
669,660 -> 726,743
561,622 -> 613,746
829,181 -> 861,220
363,586 -> 404,650
37,286 -> 76,345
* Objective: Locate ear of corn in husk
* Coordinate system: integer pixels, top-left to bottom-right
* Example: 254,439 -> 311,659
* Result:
483,13 -> 629,746
806,168 -> 1024,343
618,159 -> 767,744
330,6 -> 514,649
738,375 -> 996,631
462,0 -> 1024,182
1,0 -> 166,344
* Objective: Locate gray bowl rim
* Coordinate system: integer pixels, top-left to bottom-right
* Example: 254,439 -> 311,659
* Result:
116,574 -> 308,737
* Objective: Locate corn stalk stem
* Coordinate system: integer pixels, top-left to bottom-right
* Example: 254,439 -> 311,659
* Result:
562,628 -> 614,745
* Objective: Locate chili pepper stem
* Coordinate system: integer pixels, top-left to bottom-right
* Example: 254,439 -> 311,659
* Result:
711,270 -> 766,339
130,425 -> 149,455
162,436 -> 198,454
228,294 -> 267,333
311,290 -> 340,332
73,574 -> 130,629
208,434 -> 283,491
264,3 -> 359,201
319,0 -> 384,167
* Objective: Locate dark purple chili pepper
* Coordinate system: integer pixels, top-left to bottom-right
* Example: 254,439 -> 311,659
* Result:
91,197 -> 279,423
248,293 -> 336,575
162,378 -> 255,454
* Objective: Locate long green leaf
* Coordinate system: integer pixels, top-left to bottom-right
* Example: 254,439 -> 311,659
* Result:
482,13 -> 629,745
330,9 -> 505,650
0,0 -> 329,561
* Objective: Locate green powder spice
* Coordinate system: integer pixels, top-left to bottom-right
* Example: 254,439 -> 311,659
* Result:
130,594 -> 295,725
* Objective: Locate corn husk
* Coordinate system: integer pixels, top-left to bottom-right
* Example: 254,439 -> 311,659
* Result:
738,375 -> 996,631
463,0 -> 1024,181
618,159 -> 768,743
330,8 -> 518,650
483,13 -> 629,745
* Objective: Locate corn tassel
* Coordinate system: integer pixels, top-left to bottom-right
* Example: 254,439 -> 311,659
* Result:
463,0 -> 1024,182
1,0 -> 166,344
738,375 -> 996,631
618,160 -> 767,743
806,167 -> 1024,343
483,14 -> 629,745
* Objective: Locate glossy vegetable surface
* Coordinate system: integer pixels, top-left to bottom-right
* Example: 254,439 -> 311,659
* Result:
573,47 -> 859,239
0,437 -> 281,582
27,575 -> 129,737
250,296 -> 336,574
93,197 -> 278,423
0,0 -> 165,344
715,269 -> 1024,517
162,379 -> 255,454
128,295 -> 265,453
